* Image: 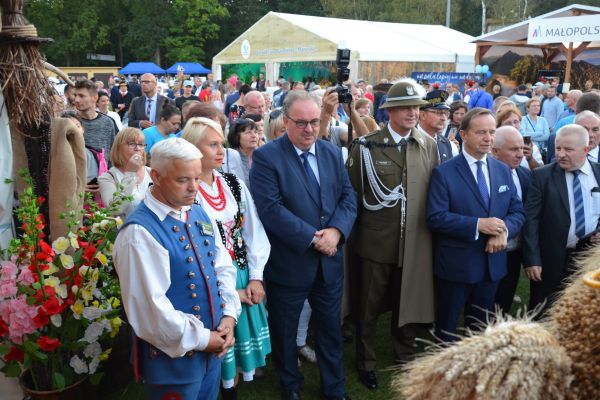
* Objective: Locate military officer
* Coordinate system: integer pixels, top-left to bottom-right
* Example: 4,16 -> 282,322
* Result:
347,79 -> 438,390
418,89 -> 458,163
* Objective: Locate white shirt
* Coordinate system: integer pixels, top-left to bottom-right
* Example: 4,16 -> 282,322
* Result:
107,111 -> 123,131
293,142 -> 320,184
463,151 -> 491,239
388,123 -> 410,143
565,160 -> 599,248
113,191 -> 241,358
512,169 -> 522,201
196,171 -> 271,281
588,146 -> 599,163
98,166 -> 152,217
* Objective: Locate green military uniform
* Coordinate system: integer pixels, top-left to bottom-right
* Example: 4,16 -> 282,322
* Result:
347,81 -> 438,375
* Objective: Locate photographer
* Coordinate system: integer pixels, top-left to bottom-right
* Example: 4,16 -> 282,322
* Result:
319,88 -> 369,147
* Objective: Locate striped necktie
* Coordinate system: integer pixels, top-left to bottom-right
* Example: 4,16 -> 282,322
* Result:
573,170 -> 586,238
146,98 -> 152,120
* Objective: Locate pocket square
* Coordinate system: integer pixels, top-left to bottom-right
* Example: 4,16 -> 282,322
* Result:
498,185 -> 509,193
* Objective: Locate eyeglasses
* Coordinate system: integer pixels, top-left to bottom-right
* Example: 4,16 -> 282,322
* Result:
285,115 -> 321,129
424,109 -> 450,117
127,142 -> 147,149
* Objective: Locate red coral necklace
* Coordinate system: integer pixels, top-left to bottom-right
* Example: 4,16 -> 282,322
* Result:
199,177 -> 227,211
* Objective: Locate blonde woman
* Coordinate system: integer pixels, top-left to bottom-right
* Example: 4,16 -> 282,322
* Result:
98,127 -> 152,217
182,117 -> 271,399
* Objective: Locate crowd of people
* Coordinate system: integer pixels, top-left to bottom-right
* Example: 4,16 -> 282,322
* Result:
48,70 -> 600,400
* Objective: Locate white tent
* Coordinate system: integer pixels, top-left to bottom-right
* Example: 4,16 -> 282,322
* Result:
213,12 -> 476,83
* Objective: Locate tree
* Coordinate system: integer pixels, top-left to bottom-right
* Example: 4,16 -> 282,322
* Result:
26,0 -> 110,66
163,0 -> 228,66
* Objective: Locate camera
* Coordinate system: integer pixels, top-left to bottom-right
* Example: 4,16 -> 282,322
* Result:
335,48 -> 352,104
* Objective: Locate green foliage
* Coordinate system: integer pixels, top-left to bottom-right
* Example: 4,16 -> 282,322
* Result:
163,0 -> 229,63
510,55 -> 542,84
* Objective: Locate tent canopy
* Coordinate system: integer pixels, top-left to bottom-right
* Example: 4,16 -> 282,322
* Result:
166,62 -> 211,75
118,62 -> 165,75
213,12 -> 475,68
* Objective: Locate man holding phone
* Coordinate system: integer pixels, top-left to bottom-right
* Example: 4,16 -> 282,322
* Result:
523,124 -> 600,318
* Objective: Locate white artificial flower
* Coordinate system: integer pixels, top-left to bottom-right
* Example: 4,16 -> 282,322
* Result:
60,254 -> 74,269
82,306 -> 103,321
88,356 -> 100,374
50,314 -> 62,328
83,321 -> 104,343
70,355 -> 88,374
84,342 -> 102,358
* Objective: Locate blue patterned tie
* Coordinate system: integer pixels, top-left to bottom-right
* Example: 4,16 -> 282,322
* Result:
573,170 -> 586,238
476,160 -> 489,208
300,152 -> 320,201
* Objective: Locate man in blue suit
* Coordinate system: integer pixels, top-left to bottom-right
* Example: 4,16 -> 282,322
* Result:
250,91 -> 357,400
491,126 -> 532,314
427,108 -> 525,342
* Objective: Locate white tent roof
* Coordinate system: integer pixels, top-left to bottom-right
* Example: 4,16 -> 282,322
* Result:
474,3 -> 600,44
214,12 -> 475,64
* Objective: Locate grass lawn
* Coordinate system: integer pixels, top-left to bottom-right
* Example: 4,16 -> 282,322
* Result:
106,271 -> 532,400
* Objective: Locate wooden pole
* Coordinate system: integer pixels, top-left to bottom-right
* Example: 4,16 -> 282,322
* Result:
565,42 -> 573,84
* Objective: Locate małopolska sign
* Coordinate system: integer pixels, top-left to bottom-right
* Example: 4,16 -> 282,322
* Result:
528,14 -> 600,45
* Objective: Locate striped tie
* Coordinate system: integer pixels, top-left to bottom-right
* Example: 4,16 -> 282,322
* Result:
573,170 -> 586,238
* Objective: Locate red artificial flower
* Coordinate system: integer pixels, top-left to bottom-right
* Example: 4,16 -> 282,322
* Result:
0,318 -> 8,336
37,196 -> 45,206
42,297 -> 61,316
33,309 -> 50,328
82,244 -> 97,263
4,347 -> 24,363
33,286 -> 56,303
36,336 -> 61,352
36,241 -> 54,262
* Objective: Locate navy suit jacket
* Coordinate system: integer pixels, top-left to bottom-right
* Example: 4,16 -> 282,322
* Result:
427,153 -> 526,283
515,166 -> 531,203
249,134 -> 357,288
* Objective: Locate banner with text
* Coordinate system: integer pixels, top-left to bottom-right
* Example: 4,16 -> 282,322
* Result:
528,15 -> 600,45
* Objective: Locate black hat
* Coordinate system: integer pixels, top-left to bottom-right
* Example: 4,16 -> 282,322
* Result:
420,90 -> 450,110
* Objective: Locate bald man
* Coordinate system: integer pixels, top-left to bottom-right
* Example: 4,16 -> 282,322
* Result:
243,90 -> 267,116
523,124 -> 600,318
491,126 -> 531,314
128,73 -> 174,128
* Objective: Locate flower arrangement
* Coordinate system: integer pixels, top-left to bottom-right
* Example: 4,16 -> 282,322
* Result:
0,171 -> 127,391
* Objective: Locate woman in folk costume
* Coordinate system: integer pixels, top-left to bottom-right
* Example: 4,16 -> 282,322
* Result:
182,117 -> 271,399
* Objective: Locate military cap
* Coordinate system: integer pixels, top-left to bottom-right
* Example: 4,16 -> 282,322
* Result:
380,81 -> 429,109
420,89 -> 450,110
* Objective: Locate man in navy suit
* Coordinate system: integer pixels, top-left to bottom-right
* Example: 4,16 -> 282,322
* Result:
427,108 -> 525,342
250,91 -> 357,400
491,126 -> 532,314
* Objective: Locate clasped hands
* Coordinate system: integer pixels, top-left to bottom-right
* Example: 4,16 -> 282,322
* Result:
237,280 -> 265,307
479,217 -> 507,254
206,316 -> 236,357
313,227 -> 341,257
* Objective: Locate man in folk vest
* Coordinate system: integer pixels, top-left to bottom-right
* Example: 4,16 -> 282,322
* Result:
114,138 -> 241,400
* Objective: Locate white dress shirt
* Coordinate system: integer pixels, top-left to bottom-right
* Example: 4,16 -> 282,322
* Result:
463,151 -> 492,239
565,160 -> 599,248
512,169 -> 522,201
196,171 -> 271,281
588,146 -> 599,163
293,142 -> 320,184
113,190 -> 241,358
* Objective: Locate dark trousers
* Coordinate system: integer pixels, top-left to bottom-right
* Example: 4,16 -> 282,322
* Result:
266,266 -> 345,397
355,259 -> 416,372
494,248 -> 523,315
530,248 -> 580,319
435,277 -> 499,342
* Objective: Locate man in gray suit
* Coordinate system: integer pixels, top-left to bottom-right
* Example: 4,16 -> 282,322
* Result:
128,73 -> 173,129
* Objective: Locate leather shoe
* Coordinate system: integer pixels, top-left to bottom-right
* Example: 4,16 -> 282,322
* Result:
282,389 -> 302,400
358,370 -> 378,390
